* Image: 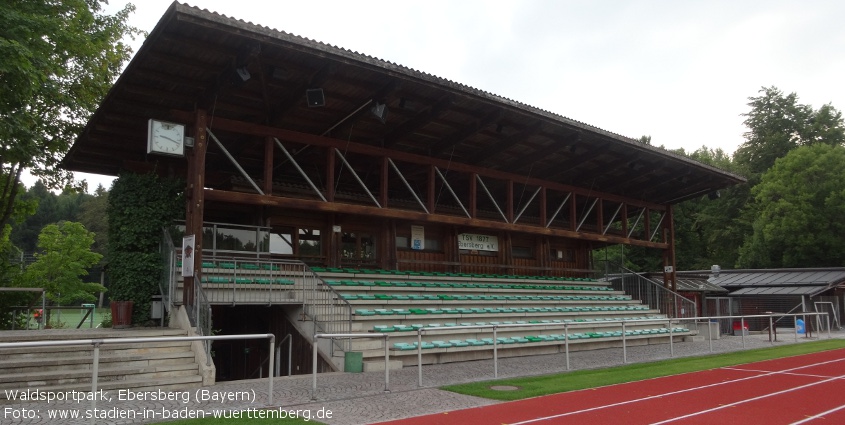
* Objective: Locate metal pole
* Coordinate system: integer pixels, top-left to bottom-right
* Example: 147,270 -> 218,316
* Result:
827,315 -> 832,339
668,320 -> 674,358
417,329 -> 423,387
383,335 -> 390,393
311,335 -> 318,400
288,335 -> 293,377
493,326 -> 498,378
707,320 -> 713,353
91,341 -> 101,425
564,323 -> 570,370
268,337 -> 275,406
41,290 -> 46,330
622,321 -> 627,364
276,342 -> 281,377
769,316 -> 774,344
740,316 -> 746,349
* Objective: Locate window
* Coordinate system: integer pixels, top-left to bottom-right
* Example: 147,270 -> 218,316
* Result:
342,232 -> 376,260
513,246 -> 534,259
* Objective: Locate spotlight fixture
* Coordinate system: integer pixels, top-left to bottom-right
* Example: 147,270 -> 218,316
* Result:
235,66 -> 251,82
306,88 -> 325,107
370,102 -> 388,123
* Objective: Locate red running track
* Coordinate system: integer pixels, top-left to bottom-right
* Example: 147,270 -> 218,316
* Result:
379,348 -> 845,425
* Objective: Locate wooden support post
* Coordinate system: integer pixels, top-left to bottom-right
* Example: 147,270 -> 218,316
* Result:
263,136 -> 274,195
184,109 -> 208,308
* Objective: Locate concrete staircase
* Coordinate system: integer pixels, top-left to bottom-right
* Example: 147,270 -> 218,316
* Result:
0,328 -> 203,402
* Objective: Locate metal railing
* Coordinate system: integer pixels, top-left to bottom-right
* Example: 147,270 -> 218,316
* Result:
0,333 -> 277,423
404,312 -> 830,387
160,244 -> 353,361
599,261 -> 697,319
312,332 -> 390,400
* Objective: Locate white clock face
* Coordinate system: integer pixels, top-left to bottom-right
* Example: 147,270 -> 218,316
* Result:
148,119 -> 185,156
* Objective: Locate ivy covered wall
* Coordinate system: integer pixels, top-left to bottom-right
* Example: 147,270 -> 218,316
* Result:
107,172 -> 183,324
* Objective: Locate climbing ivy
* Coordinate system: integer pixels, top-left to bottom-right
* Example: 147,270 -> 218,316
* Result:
107,173 -> 183,324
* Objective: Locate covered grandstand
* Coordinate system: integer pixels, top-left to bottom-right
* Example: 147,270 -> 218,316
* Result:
63,2 -> 745,380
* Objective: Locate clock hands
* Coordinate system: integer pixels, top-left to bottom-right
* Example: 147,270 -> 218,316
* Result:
159,135 -> 180,144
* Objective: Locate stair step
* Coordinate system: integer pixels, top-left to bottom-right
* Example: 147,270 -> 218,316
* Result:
1,363 -> 200,387
0,375 -> 204,402
0,328 -> 203,400
0,328 -> 187,343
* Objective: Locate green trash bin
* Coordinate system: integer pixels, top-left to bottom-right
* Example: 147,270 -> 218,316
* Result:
344,352 -> 363,373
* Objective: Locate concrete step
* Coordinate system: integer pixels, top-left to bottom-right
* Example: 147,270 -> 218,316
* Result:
0,375 -> 204,403
0,351 -> 197,374
0,340 -> 192,358
0,362 -> 200,387
0,328 -> 203,401
0,328 -> 187,343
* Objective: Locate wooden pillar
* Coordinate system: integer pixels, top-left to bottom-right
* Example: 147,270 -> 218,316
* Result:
263,136 -> 274,195
427,165 -> 436,214
539,187 -> 547,228
380,156 -> 389,208
184,109 -> 208,307
663,205 -> 677,292
506,180 -> 514,223
469,172 -> 477,218
326,147 -> 335,202
621,204 -> 629,238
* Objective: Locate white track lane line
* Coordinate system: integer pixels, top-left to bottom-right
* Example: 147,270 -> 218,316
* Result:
508,356 -> 845,425
650,375 -> 845,424
791,403 -> 845,424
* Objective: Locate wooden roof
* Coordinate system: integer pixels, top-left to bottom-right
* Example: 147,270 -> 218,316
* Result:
64,1 -> 745,205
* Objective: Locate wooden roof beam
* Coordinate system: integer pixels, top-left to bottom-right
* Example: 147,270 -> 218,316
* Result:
382,95 -> 453,149
429,109 -> 501,156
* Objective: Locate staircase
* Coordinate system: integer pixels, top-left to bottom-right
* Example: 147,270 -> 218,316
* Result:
0,328 -> 203,402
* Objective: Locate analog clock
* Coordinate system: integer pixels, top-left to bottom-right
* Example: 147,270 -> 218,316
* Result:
147,119 -> 185,156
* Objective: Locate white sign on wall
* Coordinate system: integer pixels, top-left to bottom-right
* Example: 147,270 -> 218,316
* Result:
411,225 -> 425,250
458,233 -> 499,252
182,235 -> 195,277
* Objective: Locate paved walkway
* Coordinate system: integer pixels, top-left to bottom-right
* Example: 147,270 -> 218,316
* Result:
3,330 -> 843,425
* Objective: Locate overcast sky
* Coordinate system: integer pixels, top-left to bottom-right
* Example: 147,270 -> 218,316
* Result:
60,0 -> 845,191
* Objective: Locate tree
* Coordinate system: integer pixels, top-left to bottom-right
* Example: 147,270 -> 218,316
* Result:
738,144 -> 845,268
734,86 -> 845,179
0,0 -> 139,243
16,221 -> 104,304
78,184 -> 109,259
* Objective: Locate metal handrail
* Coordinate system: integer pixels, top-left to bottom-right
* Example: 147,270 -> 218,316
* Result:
0,333 -> 277,415
600,261 -> 697,318
405,311 -> 830,387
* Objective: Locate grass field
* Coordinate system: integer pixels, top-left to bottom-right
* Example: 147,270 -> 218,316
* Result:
162,339 -> 845,424
443,339 -> 845,401
36,307 -> 109,329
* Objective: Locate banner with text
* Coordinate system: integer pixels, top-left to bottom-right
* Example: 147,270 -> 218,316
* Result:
458,233 -> 499,252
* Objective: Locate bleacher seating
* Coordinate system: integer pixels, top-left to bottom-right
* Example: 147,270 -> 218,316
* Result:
312,268 -> 694,369
177,261 -> 694,370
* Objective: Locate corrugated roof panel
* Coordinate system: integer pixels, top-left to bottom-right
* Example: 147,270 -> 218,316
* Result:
729,286 -> 827,296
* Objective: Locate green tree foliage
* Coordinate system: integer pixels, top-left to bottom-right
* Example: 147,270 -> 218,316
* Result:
734,86 -> 845,179
107,173 -> 183,324
738,144 -> 845,268
0,0 -> 139,243
10,181 -> 94,252
78,184 -> 109,259
16,221 -> 104,304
